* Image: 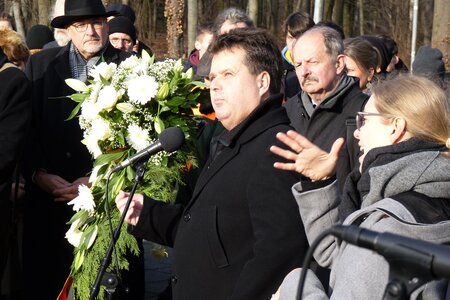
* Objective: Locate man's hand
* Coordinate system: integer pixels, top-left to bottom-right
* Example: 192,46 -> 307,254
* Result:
115,190 -> 144,226
270,130 -> 344,181
53,176 -> 91,202
34,170 -> 71,199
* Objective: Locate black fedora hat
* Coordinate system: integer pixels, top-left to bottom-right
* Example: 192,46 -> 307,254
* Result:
51,0 -> 118,29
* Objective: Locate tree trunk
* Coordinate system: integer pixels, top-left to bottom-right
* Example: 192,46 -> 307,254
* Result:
248,0 -> 258,25
12,0 -> 24,36
37,0 -> 49,25
432,0 -> 450,70
187,0 -> 197,52
358,0 -> 364,35
164,0 -> 185,58
332,0 -> 344,25
324,0 -> 334,21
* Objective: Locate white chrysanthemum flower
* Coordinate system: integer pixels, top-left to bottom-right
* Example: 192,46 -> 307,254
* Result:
89,165 -> 101,185
126,124 -> 150,151
96,85 -> 118,111
83,133 -> 102,158
68,184 -> 96,212
80,99 -> 101,123
127,75 -> 158,105
90,62 -> 117,81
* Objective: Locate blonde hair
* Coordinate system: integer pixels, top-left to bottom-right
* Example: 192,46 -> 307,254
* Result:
0,28 -> 29,66
372,75 -> 450,148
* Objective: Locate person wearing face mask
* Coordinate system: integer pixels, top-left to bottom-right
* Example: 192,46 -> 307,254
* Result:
270,75 -> 450,300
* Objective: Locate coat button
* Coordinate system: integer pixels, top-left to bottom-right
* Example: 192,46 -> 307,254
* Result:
171,275 -> 178,284
184,212 -> 191,222
66,152 -> 72,158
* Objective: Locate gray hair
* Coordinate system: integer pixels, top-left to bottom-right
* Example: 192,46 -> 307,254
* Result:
299,26 -> 344,62
213,7 -> 254,34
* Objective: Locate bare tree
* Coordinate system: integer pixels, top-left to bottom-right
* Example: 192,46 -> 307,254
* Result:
187,0 -> 197,52
247,0 -> 257,25
432,0 -> 449,70
164,0 -> 185,57
37,0 -> 49,24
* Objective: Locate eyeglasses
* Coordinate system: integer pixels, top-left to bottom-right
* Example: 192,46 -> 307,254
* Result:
356,112 -> 394,130
71,20 -> 105,32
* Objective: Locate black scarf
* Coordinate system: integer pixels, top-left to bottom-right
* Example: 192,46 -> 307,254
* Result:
339,138 -> 446,219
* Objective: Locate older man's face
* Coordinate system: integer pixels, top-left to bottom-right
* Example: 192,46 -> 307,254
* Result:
293,32 -> 344,102
67,17 -> 109,60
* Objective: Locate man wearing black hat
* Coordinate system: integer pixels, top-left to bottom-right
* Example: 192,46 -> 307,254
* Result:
22,0 -> 133,298
108,16 -> 137,53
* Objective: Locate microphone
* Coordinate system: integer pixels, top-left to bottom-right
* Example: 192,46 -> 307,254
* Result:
111,127 -> 185,173
331,224 -> 450,279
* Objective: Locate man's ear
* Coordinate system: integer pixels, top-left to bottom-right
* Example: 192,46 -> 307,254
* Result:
390,117 -> 408,143
336,54 -> 346,75
257,71 -> 270,96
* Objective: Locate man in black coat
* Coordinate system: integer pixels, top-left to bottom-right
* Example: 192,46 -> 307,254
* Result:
22,0 -> 132,298
116,28 -> 308,300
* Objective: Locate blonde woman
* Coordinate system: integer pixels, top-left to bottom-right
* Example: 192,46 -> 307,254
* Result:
271,75 -> 450,299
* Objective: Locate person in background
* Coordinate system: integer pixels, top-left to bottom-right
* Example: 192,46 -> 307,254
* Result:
0,12 -> 15,31
412,45 -> 446,89
271,75 -> 450,299
22,0 -> 135,298
343,37 -> 381,94
281,11 -> 315,99
196,6 -> 254,81
377,34 -> 408,73
360,35 -> 393,76
116,28 -> 308,300
0,28 -> 31,295
43,0 -> 71,49
26,24 -> 55,55
185,22 -> 214,74
315,20 -> 345,39
108,16 -> 137,53
106,3 -> 153,57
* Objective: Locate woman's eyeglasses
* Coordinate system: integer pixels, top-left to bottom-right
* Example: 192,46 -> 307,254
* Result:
356,112 -> 394,130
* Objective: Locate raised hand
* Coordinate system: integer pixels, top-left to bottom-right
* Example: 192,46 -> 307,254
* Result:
270,130 -> 344,181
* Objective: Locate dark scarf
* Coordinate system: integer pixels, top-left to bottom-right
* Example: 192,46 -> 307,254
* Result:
339,138 -> 446,219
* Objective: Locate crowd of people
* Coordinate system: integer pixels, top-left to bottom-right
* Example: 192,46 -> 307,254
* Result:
0,0 -> 449,299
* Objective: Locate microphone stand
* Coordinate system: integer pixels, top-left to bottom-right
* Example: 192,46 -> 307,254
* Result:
381,247 -> 432,300
89,162 -> 147,300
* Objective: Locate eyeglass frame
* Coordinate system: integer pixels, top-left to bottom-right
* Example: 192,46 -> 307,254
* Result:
70,19 -> 106,33
356,112 -> 395,130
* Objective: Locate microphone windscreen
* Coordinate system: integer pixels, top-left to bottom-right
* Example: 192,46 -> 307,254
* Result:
159,127 -> 185,152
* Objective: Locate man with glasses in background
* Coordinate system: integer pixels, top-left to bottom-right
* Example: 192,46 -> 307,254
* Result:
22,0 -> 132,298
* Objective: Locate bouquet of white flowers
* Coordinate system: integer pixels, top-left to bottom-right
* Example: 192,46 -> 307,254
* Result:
64,51 -> 208,299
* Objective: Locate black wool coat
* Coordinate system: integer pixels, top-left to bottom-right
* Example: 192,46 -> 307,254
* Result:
0,54 -> 31,279
131,94 -> 308,300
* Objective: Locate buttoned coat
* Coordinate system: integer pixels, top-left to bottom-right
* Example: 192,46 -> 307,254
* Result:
131,95 -> 308,300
